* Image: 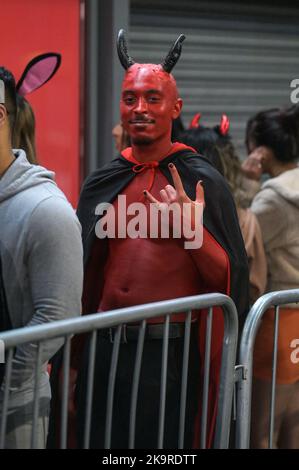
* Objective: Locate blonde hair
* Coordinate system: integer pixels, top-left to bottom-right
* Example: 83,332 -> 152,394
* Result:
216,141 -> 247,208
13,95 -> 37,164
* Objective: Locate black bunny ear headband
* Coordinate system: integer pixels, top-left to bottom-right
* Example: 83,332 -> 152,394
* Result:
0,53 -> 61,109
16,52 -> 61,97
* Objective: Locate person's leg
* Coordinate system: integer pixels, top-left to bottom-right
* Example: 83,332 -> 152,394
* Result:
134,324 -> 200,449
277,380 -> 299,449
77,334 -> 161,449
5,415 -> 49,449
76,325 -> 200,449
81,335 -> 176,449
250,378 -> 290,448
47,348 -> 63,448
76,335 -> 113,449
1,377 -> 50,449
178,325 -> 200,449
133,324 -> 200,449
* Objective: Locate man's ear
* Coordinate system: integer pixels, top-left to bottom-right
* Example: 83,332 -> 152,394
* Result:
0,104 -> 7,128
173,98 -> 183,119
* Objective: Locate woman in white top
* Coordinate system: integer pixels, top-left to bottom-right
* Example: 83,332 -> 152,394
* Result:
243,104 -> 299,449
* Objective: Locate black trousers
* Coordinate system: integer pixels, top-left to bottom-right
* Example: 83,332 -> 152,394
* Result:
76,324 -> 200,449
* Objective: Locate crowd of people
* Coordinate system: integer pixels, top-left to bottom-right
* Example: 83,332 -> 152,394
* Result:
0,30 -> 299,449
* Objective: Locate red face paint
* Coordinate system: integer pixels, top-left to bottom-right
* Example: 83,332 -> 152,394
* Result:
120,64 -> 181,145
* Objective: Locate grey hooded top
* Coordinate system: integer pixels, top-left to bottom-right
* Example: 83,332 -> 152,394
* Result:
0,150 -> 83,396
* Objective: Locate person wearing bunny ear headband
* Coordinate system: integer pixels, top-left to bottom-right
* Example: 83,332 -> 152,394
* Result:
0,64 -> 83,449
73,30 -> 248,449
11,53 -> 61,165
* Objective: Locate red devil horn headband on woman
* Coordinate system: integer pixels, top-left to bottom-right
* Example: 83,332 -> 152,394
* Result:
189,113 -> 201,129
219,114 -> 230,135
117,29 -> 186,73
16,52 -> 61,97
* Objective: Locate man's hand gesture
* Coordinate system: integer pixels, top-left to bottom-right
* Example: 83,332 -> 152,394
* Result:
144,163 -> 204,247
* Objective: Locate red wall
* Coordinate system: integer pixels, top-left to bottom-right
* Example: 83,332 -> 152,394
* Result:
0,0 -> 81,207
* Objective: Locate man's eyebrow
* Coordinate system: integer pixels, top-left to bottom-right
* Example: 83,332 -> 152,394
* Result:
122,89 -> 162,95
145,89 -> 162,94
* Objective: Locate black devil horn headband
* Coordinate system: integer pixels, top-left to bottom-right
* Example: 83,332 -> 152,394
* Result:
117,29 -> 186,73
161,34 -> 186,73
117,29 -> 135,70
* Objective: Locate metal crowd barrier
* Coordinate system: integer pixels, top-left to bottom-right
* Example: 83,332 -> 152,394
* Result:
235,289 -> 299,449
0,293 -> 238,449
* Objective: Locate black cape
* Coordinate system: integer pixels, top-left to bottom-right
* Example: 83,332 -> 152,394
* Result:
77,149 -> 249,318
52,148 -> 250,448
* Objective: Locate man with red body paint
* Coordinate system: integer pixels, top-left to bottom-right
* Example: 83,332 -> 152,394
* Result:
74,31 -> 249,449
100,63 -> 225,311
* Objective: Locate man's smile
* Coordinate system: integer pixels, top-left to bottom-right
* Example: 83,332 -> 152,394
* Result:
129,119 -> 155,124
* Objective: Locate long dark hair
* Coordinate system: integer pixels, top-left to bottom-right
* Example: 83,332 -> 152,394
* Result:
246,104 -> 299,163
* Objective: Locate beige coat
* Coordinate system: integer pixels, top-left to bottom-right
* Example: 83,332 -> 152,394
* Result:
251,167 -> 299,300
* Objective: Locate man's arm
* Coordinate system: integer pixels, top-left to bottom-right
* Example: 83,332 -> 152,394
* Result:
145,162 -> 229,292
188,227 -> 229,292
